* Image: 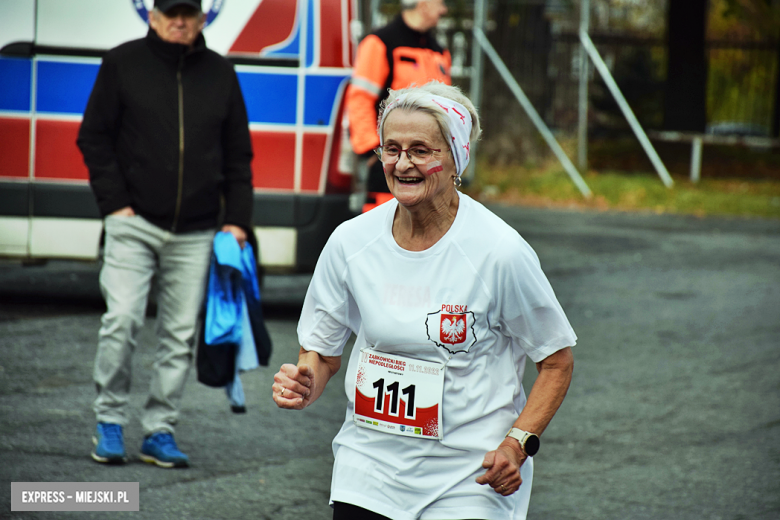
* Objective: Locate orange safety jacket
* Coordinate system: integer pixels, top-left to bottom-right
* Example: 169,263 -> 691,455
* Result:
346,15 -> 452,156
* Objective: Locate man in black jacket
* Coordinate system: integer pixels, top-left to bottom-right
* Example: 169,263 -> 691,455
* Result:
77,0 -> 253,469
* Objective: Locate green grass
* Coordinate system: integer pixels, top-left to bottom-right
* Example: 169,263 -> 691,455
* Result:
465,162 -> 780,219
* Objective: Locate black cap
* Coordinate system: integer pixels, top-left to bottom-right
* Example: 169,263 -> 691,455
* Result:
154,0 -> 202,13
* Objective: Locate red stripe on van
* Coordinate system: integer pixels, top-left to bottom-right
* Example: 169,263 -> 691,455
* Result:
35,120 -> 88,181
302,133 -> 327,191
0,118 -> 30,179
251,131 -> 295,190
347,0 -> 355,65
229,0 -> 298,55
319,0 -> 344,67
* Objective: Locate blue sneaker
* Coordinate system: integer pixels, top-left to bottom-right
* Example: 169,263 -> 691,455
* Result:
140,432 -> 189,468
92,422 -> 127,464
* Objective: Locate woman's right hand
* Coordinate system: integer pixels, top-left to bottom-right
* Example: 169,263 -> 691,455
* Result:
273,349 -> 341,411
273,363 -> 313,410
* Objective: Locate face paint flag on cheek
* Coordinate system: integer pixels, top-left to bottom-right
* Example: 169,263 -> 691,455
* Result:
424,160 -> 444,176
380,94 -> 473,177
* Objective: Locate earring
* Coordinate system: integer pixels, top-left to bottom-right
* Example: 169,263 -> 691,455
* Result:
453,175 -> 462,188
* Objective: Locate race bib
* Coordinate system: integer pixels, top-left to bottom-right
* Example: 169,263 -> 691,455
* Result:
354,349 -> 445,440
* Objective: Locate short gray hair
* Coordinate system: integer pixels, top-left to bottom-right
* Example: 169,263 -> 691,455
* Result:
378,81 -> 482,149
400,0 -> 419,9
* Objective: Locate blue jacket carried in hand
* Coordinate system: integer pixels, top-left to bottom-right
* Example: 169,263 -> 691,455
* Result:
197,232 -> 272,411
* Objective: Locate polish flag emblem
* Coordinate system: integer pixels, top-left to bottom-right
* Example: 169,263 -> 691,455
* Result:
440,314 -> 467,344
426,309 -> 476,354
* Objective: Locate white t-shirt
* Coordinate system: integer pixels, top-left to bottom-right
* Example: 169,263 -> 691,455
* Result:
298,193 -> 577,520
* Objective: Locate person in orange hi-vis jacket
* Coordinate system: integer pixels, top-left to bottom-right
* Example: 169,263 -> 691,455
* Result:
346,0 -> 451,209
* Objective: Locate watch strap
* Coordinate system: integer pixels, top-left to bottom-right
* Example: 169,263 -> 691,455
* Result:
505,428 -> 540,456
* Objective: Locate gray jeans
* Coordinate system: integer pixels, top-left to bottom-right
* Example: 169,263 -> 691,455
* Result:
93,215 -> 214,435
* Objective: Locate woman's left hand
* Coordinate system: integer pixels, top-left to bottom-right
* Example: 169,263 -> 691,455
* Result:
475,440 -> 527,496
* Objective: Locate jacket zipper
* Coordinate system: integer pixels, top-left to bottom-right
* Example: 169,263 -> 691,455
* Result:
172,57 -> 185,232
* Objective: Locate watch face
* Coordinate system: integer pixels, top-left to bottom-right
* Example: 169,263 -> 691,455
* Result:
524,435 -> 540,456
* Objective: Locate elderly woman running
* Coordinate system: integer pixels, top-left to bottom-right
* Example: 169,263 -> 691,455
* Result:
273,81 -> 576,520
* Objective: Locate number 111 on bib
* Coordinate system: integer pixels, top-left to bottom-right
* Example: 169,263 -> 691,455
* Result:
354,350 -> 444,440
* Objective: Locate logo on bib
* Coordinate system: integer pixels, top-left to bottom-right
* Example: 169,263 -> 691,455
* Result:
426,304 -> 476,354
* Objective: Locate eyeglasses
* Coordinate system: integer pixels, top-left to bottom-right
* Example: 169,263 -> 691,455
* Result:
374,145 -> 444,165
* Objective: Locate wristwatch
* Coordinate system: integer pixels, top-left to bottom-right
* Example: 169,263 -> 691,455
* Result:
505,428 -> 540,457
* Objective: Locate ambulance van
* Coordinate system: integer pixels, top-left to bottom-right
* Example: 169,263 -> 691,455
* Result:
0,0 -> 358,272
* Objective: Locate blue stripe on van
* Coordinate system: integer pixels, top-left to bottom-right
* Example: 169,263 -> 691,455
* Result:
238,72 -> 298,125
36,61 -> 100,115
304,75 -> 348,126
18,59 -> 346,128
0,58 -> 32,112
306,0 -> 315,67
264,26 -> 300,60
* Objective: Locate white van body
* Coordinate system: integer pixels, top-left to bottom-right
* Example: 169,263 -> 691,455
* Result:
0,0 -> 358,271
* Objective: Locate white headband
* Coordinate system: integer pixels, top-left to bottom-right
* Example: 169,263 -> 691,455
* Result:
380,94 -> 473,176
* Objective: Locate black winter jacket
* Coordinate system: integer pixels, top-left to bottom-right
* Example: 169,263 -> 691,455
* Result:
77,29 -> 253,233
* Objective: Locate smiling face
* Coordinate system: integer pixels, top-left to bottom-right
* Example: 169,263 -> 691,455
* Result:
381,109 -> 456,210
148,5 -> 205,47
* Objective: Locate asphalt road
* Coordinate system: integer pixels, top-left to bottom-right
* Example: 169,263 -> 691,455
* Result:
1,205 -> 779,520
